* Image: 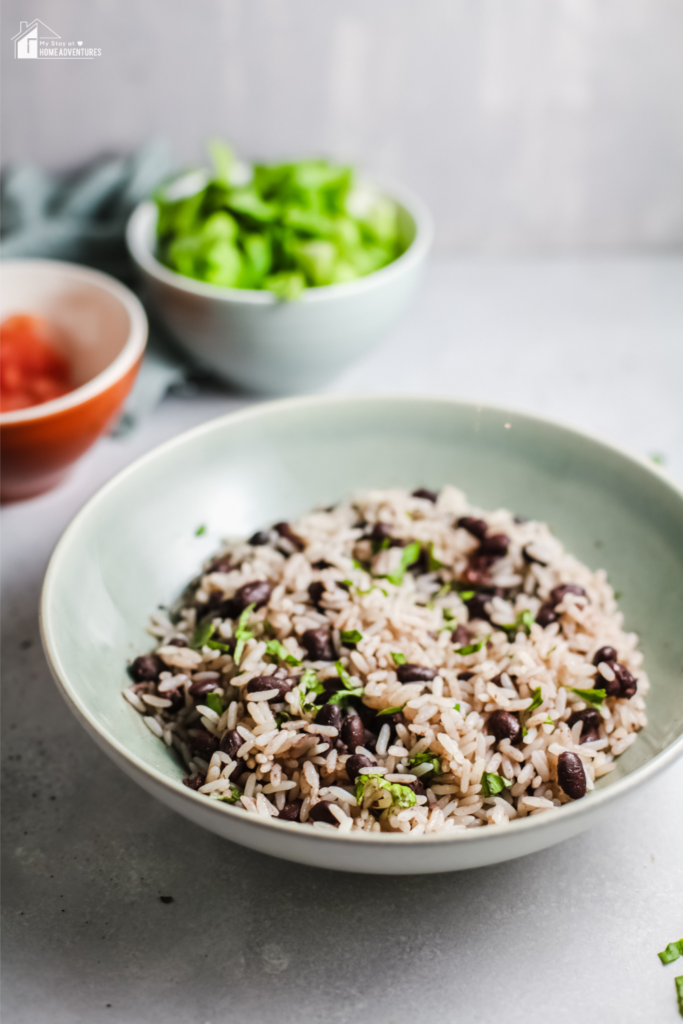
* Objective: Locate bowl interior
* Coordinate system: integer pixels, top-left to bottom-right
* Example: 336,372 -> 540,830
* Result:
1,261 -> 134,388
43,397 -> 683,804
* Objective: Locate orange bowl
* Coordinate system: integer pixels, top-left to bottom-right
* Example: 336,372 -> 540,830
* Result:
1,260 -> 148,502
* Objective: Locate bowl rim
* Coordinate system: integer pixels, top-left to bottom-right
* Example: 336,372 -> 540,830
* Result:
40,393 -> 683,849
0,259 -> 148,426
125,173 -> 434,306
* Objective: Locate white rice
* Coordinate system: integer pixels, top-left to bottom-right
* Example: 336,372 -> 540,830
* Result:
123,486 -> 648,835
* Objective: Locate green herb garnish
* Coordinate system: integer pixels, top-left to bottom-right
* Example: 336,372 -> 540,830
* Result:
675,975 -> 683,1016
231,603 -> 255,664
659,942 -> 683,965
407,750 -> 441,781
426,542 -> 443,572
275,710 -> 291,728
327,687 -> 364,706
480,772 -> 512,798
195,524 -> 207,536
209,785 -> 241,804
391,652 -> 407,665
377,703 -> 407,716
502,609 -> 535,637
340,630 -> 363,644
265,638 -> 302,666
192,621 -> 215,649
386,541 -> 422,586
527,687 -> 544,714
155,146 -> 404,299
205,691 -> 223,716
454,703 -> 461,712
355,773 -> 417,811
298,669 -> 324,713
454,637 -> 487,656
570,687 -> 607,707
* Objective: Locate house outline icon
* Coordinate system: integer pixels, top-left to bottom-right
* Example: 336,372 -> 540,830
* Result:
12,19 -> 61,59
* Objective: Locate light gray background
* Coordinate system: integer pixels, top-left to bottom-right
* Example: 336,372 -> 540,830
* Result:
3,259 -> 683,1023
3,0 -> 683,253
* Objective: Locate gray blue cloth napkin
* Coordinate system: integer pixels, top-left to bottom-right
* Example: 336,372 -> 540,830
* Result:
0,141 -> 191,432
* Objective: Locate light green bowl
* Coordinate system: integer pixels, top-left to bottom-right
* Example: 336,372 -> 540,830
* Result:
41,396 -> 683,874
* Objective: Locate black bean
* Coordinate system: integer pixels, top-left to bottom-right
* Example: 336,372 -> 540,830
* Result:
246,676 -> 293,701
168,637 -> 188,647
396,663 -> 437,683
129,654 -> 163,683
189,677 -> 219,698
345,753 -> 375,781
550,583 -> 587,607
488,709 -> 522,745
557,751 -> 587,799
412,488 -> 438,502
274,522 -> 305,551
308,800 -> 339,826
301,627 -> 336,662
225,757 -> 246,782
478,533 -> 510,558
315,703 -> 342,730
248,531 -> 270,546
592,646 -> 618,667
190,730 -> 219,760
566,709 -> 602,743
614,663 -> 638,699
535,603 -> 558,628
362,731 -> 378,754
165,688 -> 185,711
208,555 -> 234,572
522,545 -> 548,566
369,522 -> 393,541
457,671 -> 474,681
312,559 -> 334,570
219,729 -> 243,759
464,594 -> 492,622
308,581 -> 325,607
183,775 -> 204,791
278,801 -> 302,822
340,715 -> 365,752
595,668 -> 621,698
234,579 -> 272,612
452,624 -> 472,645
456,516 -> 488,540
407,778 -> 426,798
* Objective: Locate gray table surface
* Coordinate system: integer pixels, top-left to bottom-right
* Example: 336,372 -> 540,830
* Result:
3,257 -> 683,1024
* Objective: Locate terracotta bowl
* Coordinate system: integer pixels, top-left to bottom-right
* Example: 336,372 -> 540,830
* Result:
0,260 -> 148,502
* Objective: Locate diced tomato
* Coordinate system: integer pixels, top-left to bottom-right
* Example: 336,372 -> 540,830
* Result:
0,315 -> 73,412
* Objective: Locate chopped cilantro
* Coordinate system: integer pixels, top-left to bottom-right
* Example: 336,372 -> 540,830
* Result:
548,646 -> 557,654
355,772 -> 416,811
441,608 -> 456,625
480,772 -> 512,798
542,716 -> 554,726
195,524 -> 207,536
232,603 -> 255,663
386,541 -> 422,586
675,975 -> 683,1016
352,558 -> 367,571
527,687 -> 544,714
192,621 -> 215,649
209,786 -> 241,804
206,638 -> 234,653
340,579 -> 354,587
327,687 -> 364,706
377,703 -> 407,716
335,660 -> 357,691
391,652 -> 407,665
205,691 -> 223,716
408,750 -> 441,781
298,669 -> 324,713
454,703 -> 461,712
265,638 -> 301,666
454,637 -> 487,656
650,452 -> 666,466
426,542 -> 443,572
521,724 -> 528,738
340,629 -> 363,644
356,585 -> 389,597
502,609 -> 535,637
570,687 -> 606,707
275,710 -> 291,728
658,941 -> 683,965
458,590 -> 475,601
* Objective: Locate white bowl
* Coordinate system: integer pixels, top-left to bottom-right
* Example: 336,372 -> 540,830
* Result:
126,178 -> 433,395
40,396 -> 683,874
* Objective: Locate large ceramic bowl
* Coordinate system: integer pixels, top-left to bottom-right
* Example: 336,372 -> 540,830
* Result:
41,396 -> 683,874
126,179 -> 432,395
1,260 -> 147,501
